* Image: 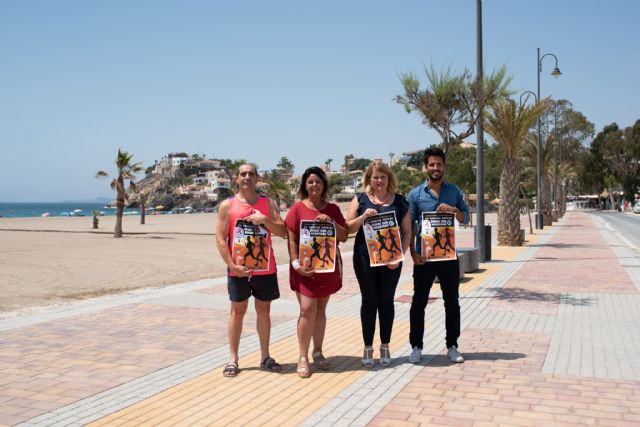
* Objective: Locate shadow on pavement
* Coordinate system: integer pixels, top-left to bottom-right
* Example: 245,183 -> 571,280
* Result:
492,256 -> 635,263
426,352 -> 526,366
485,287 -> 592,306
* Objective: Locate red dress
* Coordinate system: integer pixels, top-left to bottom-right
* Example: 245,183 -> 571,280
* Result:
285,202 -> 346,298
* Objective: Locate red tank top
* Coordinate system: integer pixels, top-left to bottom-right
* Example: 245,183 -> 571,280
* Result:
227,195 -> 277,276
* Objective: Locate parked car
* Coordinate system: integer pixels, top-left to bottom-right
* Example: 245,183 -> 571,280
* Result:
633,202 -> 640,214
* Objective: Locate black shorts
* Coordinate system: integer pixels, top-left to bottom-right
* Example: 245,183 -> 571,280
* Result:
227,273 -> 280,302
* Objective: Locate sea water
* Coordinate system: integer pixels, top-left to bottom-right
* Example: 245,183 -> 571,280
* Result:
0,202 -> 140,218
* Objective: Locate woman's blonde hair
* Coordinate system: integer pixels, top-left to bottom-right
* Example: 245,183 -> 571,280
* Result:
363,160 -> 397,194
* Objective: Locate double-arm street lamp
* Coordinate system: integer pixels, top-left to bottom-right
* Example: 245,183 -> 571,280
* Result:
535,48 -> 561,229
519,90 -> 537,107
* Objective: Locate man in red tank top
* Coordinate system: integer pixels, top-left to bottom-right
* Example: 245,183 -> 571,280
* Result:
215,164 -> 286,377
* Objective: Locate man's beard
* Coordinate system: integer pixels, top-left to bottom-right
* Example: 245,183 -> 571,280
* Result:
428,172 -> 443,182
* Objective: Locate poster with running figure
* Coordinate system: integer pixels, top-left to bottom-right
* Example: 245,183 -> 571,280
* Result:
420,212 -> 457,262
232,219 -> 271,272
299,220 -> 336,273
363,211 -> 405,267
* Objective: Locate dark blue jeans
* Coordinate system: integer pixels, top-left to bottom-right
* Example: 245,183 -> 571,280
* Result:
409,259 -> 460,349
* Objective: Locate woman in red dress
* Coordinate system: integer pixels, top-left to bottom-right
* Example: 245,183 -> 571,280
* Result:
285,166 -> 348,378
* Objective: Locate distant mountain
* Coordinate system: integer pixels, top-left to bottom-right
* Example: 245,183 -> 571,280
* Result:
62,196 -> 112,204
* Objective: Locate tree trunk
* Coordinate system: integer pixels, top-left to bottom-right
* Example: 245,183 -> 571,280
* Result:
114,178 -> 124,238
555,181 -> 563,218
140,200 -> 146,225
541,173 -> 553,226
519,185 -> 533,235
498,158 -> 521,246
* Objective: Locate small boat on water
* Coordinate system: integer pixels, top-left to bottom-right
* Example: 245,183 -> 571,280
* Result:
41,212 -> 50,217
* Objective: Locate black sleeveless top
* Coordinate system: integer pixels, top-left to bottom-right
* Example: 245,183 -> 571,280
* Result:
354,192 -> 409,255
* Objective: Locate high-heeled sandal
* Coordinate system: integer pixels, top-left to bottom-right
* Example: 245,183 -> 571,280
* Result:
297,356 -> 311,378
312,351 -> 330,370
362,346 -> 374,367
380,345 -> 391,367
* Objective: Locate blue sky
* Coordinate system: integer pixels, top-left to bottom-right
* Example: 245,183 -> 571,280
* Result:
1,0 -> 639,202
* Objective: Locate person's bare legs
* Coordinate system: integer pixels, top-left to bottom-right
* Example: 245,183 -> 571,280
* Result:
296,293 -> 317,377
228,300 -> 248,363
255,299 -> 272,362
312,296 -> 330,354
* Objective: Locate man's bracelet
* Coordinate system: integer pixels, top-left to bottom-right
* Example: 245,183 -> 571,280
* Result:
292,259 -> 300,269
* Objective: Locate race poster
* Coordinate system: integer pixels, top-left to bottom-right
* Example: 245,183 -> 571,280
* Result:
363,211 -> 404,267
299,220 -> 336,273
232,219 -> 271,272
420,212 -> 457,262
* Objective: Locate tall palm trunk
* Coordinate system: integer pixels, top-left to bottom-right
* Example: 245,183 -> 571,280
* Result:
140,195 -> 146,225
115,176 -> 125,238
498,158 -> 521,246
559,184 -> 566,216
555,181 -> 563,218
541,173 -> 553,226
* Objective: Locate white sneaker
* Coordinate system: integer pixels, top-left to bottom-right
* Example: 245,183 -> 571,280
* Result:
409,346 -> 421,364
447,346 -> 464,363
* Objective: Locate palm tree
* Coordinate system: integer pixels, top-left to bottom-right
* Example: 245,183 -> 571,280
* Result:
325,158 -> 333,171
484,98 -> 547,245
557,162 -> 577,217
139,191 -> 149,225
96,149 -> 144,238
524,134 -> 555,225
396,65 -> 512,153
265,176 -> 290,208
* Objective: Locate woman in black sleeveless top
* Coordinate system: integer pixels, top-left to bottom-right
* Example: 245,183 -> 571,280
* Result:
346,161 -> 411,367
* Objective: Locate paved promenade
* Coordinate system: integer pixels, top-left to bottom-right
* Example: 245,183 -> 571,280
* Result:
1,211 -> 639,426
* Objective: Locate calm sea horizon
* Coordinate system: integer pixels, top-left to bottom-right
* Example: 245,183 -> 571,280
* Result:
0,202 -> 141,218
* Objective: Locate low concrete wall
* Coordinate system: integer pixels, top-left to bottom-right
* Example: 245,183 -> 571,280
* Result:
457,247 -> 480,273
457,252 -> 466,280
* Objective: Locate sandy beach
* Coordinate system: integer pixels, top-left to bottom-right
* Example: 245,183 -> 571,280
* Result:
0,210 -> 356,314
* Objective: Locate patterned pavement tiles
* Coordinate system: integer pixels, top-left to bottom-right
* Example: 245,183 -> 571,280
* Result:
368,212 -> 640,426
88,317 -> 413,426
6,228 -> 492,426
0,302 -> 295,425
3,212 -> 636,424
301,222 -> 558,426
370,327 -> 640,426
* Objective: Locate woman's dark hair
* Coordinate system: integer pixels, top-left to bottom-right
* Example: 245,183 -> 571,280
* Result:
424,147 -> 446,165
298,166 -> 329,201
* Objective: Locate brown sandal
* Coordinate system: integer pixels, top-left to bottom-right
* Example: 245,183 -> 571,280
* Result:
261,357 -> 282,372
312,351 -> 330,370
297,356 -> 311,378
223,362 -> 239,377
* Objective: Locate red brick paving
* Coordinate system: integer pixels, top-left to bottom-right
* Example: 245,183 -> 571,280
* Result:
0,302 -> 294,424
375,212 -> 640,426
374,327 -> 640,426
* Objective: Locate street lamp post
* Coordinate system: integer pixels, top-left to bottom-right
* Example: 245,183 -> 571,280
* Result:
552,104 -> 558,217
475,0 -> 487,261
536,47 -> 561,229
